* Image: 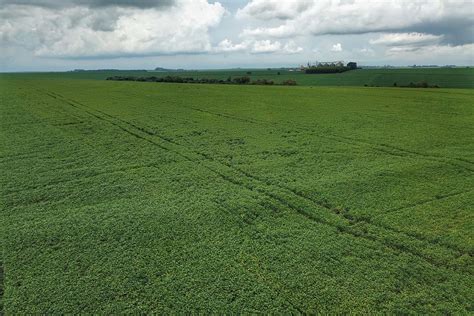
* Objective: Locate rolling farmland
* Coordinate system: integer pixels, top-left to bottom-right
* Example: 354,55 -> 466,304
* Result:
4,67 -> 474,88
1,75 -> 473,313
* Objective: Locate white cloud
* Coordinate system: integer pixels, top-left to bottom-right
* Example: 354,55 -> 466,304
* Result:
356,47 -> 375,56
236,0 -> 313,20
370,32 -> 443,46
251,39 -> 281,53
283,40 -> 303,54
214,39 -> 248,52
331,43 -> 342,52
213,39 -> 303,54
241,24 -> 297,38
236,0 -> 474,46
0,0 -> 226,58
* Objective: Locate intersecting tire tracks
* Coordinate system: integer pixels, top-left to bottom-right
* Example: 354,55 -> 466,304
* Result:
189,107 -> 474,172
45,91 -> 473,275
2,161 -> 167,197
187,106 -> 474,255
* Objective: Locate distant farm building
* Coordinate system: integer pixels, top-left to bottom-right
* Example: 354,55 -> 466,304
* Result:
301,60 -> 358,74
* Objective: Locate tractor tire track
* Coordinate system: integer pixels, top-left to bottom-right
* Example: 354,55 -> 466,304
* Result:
2,161 -> 171,197
68,94 -> 474,172
63,95 -> 473,269
325,134 -> 474,170
45,91 -> 472,274
53,92 -> 473,268
44,93 -> 307,312
0,152 -> 47,163
189,107 -> 473,172
164,105 -> 474,256
382,189 -> 473,215
229,164 -> 473,256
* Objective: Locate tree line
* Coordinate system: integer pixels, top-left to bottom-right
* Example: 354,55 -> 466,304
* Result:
305,66 -> 351,74
106,75 -> 297,86
363,81 -> 440,88
396,81 -> 440,88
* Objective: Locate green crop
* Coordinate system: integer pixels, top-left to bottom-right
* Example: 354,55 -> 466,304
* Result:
0,75 -> 473,313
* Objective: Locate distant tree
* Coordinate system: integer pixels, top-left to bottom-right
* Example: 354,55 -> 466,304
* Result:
233,76 -> 251,84
252,79 -> 274,85
347,62 -> 357,70
246,71 -> 252,75
105,75 -> 299,87
277,72 -> 281,75
282,79 -> 297,86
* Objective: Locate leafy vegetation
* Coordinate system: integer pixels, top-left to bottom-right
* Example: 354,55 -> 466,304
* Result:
0,75 -> 473,313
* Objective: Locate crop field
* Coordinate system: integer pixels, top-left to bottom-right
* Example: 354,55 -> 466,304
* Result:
5,67 -> 474,88
0,75 -> 473,313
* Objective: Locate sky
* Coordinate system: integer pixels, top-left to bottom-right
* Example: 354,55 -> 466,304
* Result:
0,0 -> 473,71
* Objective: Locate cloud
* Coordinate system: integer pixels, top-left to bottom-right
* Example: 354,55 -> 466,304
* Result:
283,40 -> 303,54
370,32 -> 443,46
355,47 -> 375,56
367,32 -> 472,62
331,43 -> 342,52
214,39 -> 248,53
236,0 -> 474,46
383,42 -> 474,64
214,39 -> 303,54
385,43 -> 474,59
0,0 -> 225,58
236,0 -> 312,20
0,0 -> 175,9
241,25 -> 297,38
251,39 -> 282,53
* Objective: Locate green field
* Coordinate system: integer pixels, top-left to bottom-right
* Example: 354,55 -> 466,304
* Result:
4,67 -> 474,88
1,75 -> 473,313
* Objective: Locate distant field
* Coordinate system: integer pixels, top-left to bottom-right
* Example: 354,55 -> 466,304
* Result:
3,67 -> 473,88
1,76 -> 473,313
